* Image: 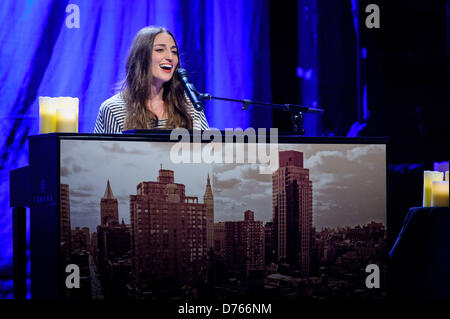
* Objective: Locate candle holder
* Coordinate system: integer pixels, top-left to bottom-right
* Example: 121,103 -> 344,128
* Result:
423,171 -> 444,207
38,97 -> 79,133
431,181 -> 449,207
39,97 -> 57,134
56,107 -> 77,132
56,97 -> 79,133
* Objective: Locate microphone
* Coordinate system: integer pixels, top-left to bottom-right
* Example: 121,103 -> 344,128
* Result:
177,68 -> 204,111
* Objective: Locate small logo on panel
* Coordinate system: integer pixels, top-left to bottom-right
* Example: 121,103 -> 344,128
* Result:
65,264 -> 80,289
365,264 -> 380,288
365,4 -> 380,29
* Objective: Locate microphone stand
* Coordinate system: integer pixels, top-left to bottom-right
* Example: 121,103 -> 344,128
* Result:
198,92 -> 325,135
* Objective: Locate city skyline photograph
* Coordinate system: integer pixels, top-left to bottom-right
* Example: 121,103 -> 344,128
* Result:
59,138 -> 387,299
60,140 -> 386,232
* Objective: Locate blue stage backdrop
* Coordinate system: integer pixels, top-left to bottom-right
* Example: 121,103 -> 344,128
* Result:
0,0 -> 272,298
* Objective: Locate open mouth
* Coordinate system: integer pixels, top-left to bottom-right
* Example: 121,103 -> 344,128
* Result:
160,63 -> 173,73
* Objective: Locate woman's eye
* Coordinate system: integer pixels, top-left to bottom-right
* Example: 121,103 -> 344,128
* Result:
172,51 -> 178,55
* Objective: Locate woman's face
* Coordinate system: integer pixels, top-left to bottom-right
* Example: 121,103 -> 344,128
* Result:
151,32 -> 179,86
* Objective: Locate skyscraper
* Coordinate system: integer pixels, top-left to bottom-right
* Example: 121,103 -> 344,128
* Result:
101,179 -> 119,226
71,226 -> 90,252
129,168 -> 208,286
224,210 -> 264,279
97,181 -> 130,293
214,222 -> 226,256
272,151 -> 312,276
264,221 -> 275,265
204,174 -> 214,250
60,183 -> 71,265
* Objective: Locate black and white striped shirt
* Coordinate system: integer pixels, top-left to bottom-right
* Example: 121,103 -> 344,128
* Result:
94,92 -> 209,133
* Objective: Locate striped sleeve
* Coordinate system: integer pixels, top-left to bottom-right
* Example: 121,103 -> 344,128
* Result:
185,94 -> 209,130
194,107 -> 209,130
94,94 -> 126,133
95,92 -> 209,132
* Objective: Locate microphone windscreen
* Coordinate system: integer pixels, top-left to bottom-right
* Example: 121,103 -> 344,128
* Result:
177,68 -> 188,79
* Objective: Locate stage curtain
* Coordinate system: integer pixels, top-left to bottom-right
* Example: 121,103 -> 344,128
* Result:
0,0 -> 271,298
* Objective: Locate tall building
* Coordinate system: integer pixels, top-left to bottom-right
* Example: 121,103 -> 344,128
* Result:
101,179 -> 119,226
72,226 -> 91,252
129,168 -> 208,287
90,232 -> 98,261
214,222 -> 226,256
60,183 -> 71,265
264,221 -> 275,265
203,174 -> 214,250
272,151 -> 312,276
224,210 -> 264,279
96,221 -> 130,267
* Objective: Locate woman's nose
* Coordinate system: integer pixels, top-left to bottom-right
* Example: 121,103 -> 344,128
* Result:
165,51 -> 174,61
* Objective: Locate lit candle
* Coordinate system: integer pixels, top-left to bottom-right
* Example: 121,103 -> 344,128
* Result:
39,97 -> 56,133
431,181 -> 449,207
39,96 -> 79,133
423,171 -> 444,207
56,107 -> 77,132
58,97 -> 79,133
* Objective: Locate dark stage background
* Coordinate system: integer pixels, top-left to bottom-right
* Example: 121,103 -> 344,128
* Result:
0,0 -> 448,299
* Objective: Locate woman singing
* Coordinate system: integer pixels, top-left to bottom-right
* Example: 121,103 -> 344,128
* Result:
94,26 -> 209,133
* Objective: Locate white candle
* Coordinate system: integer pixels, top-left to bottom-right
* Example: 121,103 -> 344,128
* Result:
431,181 -> 449,207
39,97 -> 57,133
446,171 -> 449,181
56,107 -> 77,132
39,96 -> 79,133
52,97 -> 79,133
423,171 -> 444,207
58,97 -> 79,133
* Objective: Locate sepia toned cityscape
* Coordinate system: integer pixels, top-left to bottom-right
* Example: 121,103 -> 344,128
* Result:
60,150 -> 386,299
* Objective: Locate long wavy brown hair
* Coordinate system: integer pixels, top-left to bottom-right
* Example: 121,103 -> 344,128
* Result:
123,26 -> 192,130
